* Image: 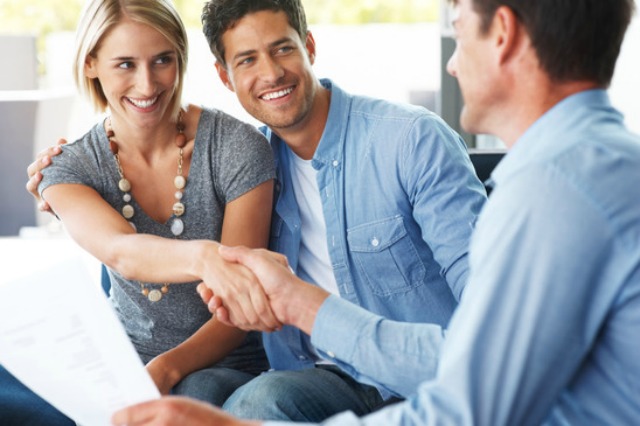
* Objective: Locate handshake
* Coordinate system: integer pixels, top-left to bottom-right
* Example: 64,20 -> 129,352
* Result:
196,245 -> 330,336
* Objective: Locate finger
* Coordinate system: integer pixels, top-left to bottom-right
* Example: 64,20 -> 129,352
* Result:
214,306 -> 233,326
229,289 -> 280,332
28,142 -> 64,175
217,247 -> 283,329
205,295 -> 222,315
247,285 -> 281,330
37,200 -> 51,213
25,171 -> 42,194
26,155 -> 51,180
196,283 -> 214,304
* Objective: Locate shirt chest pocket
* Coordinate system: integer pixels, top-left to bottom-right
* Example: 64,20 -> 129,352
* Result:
347,215 -> 426,296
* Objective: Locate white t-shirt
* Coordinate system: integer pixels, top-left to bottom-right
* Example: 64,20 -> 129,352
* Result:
289,150 -> 340,296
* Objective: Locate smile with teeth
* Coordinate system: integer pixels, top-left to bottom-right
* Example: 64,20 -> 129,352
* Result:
261,87 -> 293,101
127,96 -> 159,108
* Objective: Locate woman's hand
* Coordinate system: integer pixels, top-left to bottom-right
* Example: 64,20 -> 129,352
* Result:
213,246 -> 330,335
199,247 -> 282,332
145,355 -> 182,396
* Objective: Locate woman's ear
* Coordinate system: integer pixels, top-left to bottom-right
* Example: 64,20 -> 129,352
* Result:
84,56 -> 98,78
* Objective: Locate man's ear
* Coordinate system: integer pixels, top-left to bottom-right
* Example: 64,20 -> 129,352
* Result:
84,55 -> 98,78
215,62 -> 235,92
305,31 -> 317,65
493,5 -> 521,65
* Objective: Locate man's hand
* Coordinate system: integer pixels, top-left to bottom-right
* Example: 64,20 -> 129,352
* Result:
111,396 -> 260,426
25,139 -> 67,213
214,246 -> 330,334
199,246 -> 281,332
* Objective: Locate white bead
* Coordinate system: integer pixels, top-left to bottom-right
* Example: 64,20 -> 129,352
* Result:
175,191 -> 183,200
119,178 -> 131,192
174,175 -> 186,190
122,204 -> 135,219
172,202 -> 185,217
148,289 -> 162,302
123,193 -> 132,202
171,218 -> 184,236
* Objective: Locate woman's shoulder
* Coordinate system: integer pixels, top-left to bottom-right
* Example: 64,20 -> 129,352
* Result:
60,121 -> 109,160
197,105 -> 260,134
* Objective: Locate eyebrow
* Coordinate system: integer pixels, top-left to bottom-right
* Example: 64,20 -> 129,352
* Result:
110,50 -> 175,62
230,37 -> 293,62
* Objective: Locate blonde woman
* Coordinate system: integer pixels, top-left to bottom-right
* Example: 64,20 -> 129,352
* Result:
36,0 -> 276,405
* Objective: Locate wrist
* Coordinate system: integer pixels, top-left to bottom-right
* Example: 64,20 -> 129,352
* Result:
193,240 -> 221,280
283,281 -> 329,335
149,352 -> 183,388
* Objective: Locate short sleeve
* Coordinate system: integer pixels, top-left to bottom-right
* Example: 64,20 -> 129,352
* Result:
212,113 -> 275,203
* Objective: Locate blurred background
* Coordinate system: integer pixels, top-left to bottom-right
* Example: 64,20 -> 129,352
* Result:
1,0 -> 638,236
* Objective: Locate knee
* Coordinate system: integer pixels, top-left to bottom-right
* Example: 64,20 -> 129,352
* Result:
223,373 -> 296,420
173,369 -> 246,406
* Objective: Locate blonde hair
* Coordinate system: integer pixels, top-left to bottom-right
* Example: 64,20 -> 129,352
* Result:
73,0 -> 188,118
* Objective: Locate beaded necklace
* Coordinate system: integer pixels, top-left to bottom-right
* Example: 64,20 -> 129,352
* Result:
106,113 -> 188,302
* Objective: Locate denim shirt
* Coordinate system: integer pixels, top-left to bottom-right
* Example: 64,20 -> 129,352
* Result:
262,80 -> 486,373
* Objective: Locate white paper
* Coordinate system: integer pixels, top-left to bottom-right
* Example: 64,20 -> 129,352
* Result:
0,257 -> 160,426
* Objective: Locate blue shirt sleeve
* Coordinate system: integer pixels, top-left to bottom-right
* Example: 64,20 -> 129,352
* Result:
311,295 -> 445,397
400,114 -> 486,300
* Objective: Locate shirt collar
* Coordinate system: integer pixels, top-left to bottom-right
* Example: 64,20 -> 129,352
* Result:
490,89 -> 617,188
313,78 -> 351,164
263,78 -> 348,165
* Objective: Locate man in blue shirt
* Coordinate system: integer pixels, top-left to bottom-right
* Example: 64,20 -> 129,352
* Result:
198,0 -> 485,420
26,0 -> 485,422
113,0 -> 640,425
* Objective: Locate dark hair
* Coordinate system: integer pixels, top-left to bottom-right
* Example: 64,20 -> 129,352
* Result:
202,0 -> 308,66
463,0 -> 635,86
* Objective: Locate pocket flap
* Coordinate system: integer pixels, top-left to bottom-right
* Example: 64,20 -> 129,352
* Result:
347,215 -> 407,252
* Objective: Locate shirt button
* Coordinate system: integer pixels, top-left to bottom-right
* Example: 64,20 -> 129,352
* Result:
332,160 -> 339,167
371,238 -> 380,247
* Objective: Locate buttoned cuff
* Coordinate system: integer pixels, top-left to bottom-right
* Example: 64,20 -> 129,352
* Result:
311,295 -> 372,362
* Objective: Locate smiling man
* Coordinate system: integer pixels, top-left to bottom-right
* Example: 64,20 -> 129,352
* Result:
112,0 -> 640,425
196,0 -> 486,422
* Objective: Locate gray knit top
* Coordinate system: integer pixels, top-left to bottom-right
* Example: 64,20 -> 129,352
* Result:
40,107 -> 274,370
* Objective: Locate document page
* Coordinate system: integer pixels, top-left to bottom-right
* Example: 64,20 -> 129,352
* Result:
0,257 -> 160,426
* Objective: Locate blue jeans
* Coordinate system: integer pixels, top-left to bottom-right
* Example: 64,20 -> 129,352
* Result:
0,366 -> 74,426
169,330 -> 270,406
172,366 -> 258,406
222,365 -> 383,421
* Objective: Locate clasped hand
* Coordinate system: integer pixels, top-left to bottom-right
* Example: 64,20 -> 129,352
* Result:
198,246 -> 296,332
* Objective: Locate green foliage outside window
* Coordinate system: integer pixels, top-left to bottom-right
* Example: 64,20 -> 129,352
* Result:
0,0 -> 438,32
0,0 -> 437,74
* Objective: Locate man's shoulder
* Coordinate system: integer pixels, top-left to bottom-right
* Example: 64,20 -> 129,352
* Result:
349,93 -> 429,118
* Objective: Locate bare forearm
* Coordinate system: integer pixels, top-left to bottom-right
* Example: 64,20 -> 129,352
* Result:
105,234 -> 219,284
